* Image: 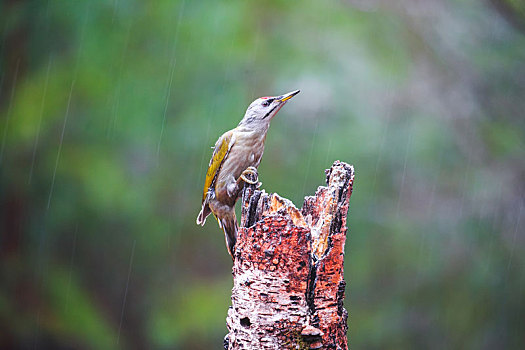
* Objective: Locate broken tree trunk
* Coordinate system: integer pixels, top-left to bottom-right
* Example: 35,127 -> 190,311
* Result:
225,160 -> 355,349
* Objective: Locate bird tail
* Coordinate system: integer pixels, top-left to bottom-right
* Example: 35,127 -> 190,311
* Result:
196,203 -> 211,226
219,214 -> 238,259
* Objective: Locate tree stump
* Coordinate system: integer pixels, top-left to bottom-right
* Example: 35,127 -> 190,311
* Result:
225,161 -> 355,349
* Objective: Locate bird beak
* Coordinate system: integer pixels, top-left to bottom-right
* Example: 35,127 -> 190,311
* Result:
277,89 -> 300,103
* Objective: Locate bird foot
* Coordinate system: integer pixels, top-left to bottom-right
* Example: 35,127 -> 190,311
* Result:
239,166 -> 259,185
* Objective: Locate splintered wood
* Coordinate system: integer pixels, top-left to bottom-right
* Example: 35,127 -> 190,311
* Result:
225,161 -> 354,349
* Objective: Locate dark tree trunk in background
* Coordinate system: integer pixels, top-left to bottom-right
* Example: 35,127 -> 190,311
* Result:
225,161 -> 355,349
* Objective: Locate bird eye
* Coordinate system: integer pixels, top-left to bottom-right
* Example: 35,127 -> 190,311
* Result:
262,100 -> 270,107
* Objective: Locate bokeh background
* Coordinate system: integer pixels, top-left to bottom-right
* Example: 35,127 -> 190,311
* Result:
1,0 -> 524,349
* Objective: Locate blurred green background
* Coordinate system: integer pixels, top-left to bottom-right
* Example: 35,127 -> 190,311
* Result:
1,0 -> 524,349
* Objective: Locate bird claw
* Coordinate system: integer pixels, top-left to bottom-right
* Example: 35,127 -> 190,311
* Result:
240,167 -> 259,185
240,174 -> 258,184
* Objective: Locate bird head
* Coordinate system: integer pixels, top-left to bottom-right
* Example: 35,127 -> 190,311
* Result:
238,90 -> 300,129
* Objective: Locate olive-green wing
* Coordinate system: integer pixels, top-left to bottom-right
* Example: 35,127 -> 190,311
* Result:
202,130 -> 235,202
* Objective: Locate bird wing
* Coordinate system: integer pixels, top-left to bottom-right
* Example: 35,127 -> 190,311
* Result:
202,130 -> 236,203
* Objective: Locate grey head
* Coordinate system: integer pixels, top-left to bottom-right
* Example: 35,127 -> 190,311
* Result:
238,90 -> 300,129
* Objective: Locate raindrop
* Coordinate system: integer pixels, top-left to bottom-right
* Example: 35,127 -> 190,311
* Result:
28,56 -> 53,184
156,0 -> 185,163
117,240 -> 137,345
47,79 -> 75,210
156,57 -> 176,163
0,59 -> 20,166
506,201 -> 523,273
395,121 -> 413,218
302,118 -> 319,196
64,225 -> 78,314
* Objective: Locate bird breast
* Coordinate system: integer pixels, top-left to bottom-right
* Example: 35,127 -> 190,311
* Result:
214,130 -> 266,200
226,130 -> 266,177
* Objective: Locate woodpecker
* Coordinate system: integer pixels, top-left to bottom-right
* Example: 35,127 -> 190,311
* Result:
196,90 -> 300,258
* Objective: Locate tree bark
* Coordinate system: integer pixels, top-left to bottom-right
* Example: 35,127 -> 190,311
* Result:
225,160 -> 355,349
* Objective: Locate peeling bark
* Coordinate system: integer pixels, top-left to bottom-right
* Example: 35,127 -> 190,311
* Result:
225,161 -> 355,349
